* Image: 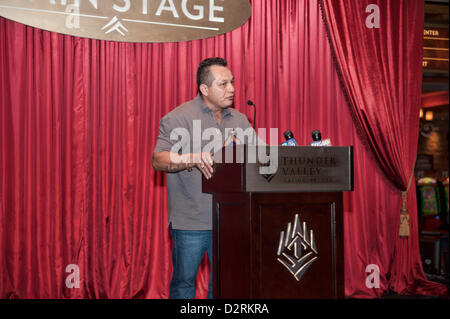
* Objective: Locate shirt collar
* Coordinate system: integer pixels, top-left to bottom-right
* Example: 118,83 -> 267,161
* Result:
196,94 -> 232,118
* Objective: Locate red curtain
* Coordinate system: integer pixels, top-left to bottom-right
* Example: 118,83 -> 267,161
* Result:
320,0 -> 422,191
0,0 -> 447,298
320,0 -> 447,297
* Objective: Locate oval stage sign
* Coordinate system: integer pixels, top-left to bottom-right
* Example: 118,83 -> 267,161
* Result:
0,0 -> 252,43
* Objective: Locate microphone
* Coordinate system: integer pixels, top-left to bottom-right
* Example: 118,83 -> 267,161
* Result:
224,128 -> 241,146
247,100 -> 257,145
247,100 -> 256,131
310,129 -> 331,146
312,129 -> 321,142
281,130 -> 298,146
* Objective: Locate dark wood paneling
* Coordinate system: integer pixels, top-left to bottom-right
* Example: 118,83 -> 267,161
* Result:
213,192 -> 344,299
213,193 -> 251,298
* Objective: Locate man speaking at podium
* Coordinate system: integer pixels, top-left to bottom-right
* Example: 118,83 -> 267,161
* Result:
152,57 -> 252,299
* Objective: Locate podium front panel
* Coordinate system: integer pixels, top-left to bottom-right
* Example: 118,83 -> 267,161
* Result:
213,192 -> 344,299
252,193 -> 343,298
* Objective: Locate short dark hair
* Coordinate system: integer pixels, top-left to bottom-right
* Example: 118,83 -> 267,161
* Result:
196,57 -> 228,95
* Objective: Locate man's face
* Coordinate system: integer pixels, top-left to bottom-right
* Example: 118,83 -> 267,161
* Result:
201,65 -> 235,110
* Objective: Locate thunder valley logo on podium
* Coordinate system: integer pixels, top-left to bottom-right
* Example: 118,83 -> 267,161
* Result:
0,0 -> 252,42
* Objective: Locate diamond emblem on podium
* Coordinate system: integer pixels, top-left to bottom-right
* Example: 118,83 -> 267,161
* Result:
277,214 -> 318,281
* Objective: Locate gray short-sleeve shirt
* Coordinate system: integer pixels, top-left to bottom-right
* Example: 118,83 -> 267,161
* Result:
153,95 -> 252,230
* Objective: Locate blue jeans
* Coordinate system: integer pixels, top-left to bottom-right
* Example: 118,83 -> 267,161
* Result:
169,226 -> 213,299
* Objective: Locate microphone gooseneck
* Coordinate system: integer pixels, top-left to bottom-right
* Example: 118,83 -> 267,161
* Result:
247,100 -> 256,131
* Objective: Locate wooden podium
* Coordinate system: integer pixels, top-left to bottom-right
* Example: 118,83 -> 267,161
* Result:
202,145 -> 353,299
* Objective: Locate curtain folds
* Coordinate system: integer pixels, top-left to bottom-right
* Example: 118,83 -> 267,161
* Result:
0,0 -> 447,298
319,0 -> 423,190
319,0 -> 447,296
